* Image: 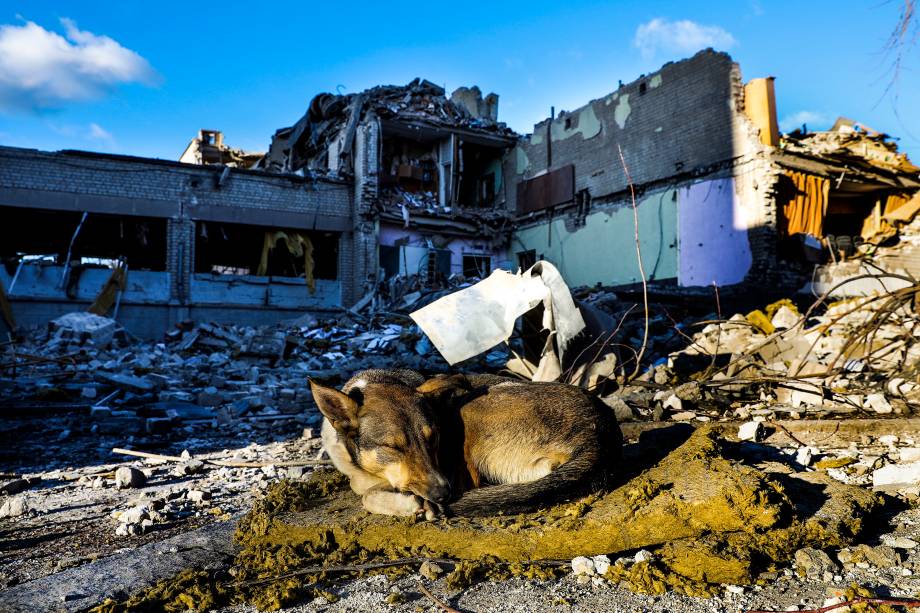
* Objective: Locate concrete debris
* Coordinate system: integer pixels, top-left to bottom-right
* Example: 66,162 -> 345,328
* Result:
872,462 -> 920,492
48,312 -> 121,348
794,547 -> 838,580
114,467 -> 146,489
0,496 -> 30,518
738,421 -> 765,442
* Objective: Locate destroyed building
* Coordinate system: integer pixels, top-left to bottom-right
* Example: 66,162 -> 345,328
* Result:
1,50 -> 918,338
0,148 -> 353,337
505,51 -> 920,290
256,78 -> 519,289
178,129 -> 263,169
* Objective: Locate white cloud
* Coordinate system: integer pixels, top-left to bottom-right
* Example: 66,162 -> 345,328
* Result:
634,18 -> 737,60
88,122 -> 113,143
779,110 -> 832,133
0,18 -> 158,111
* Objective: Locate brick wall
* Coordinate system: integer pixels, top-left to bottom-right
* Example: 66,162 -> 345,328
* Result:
0,147 -> 351,219
503,50 -> 741,213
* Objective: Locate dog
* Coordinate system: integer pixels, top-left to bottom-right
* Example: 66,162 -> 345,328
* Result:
308,369 -> 621,518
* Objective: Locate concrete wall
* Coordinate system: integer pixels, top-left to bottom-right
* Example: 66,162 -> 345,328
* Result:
511,189 -> 678,287
190,274 -> 340,308
0,264 -> 340,338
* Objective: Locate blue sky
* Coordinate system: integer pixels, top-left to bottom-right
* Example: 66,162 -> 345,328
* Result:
1,1 -> 918,161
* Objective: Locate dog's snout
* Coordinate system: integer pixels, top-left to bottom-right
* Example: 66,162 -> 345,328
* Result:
429,478 -> 451,504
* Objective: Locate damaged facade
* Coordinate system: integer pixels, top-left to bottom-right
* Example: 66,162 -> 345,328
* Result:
0,148 -> 352,337
255,78 -> 518,297
1,50 -> 917,336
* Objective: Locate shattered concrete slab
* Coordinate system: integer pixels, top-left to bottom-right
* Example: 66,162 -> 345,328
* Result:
0,520 -> 237,612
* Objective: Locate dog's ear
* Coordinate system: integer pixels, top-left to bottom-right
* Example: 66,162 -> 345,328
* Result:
417,373 -> 472,405
309,379 -> 359,433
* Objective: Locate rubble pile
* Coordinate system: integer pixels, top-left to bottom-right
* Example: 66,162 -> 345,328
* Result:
0,306 -> 514,452
620,283 -> 920,425
783,120 -> 919,174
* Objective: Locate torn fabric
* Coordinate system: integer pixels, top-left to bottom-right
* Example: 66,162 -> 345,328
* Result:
88,262 -> 127,317
782,171 -> 829,238
258,231 -> 315,293
409,261 -> 585,372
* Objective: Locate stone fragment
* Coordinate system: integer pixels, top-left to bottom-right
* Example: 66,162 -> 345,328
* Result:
881,535 -> 918,550
95,372 -> 155,394
873,462 -> 920,491
879,434 -> 900,446
175,460 -> 205,476
600,395 -> 636,422
794,547 -> 838,579
865,393 -> 893,414
571,556 -> 595,576
419,560 -> 444,580
187,490 -> 211,503
0,496 -> 30,518
592,554 -> 611,575
771,306 -> 799,331
286,466 -> 307,480
662,394 -> 683,412
115,467 -> 147,489
49,312 -> 118,347
117,504 -> 150,524
738,421 -> 764,442
634,549 -> 654,563
671,411 -> 696,422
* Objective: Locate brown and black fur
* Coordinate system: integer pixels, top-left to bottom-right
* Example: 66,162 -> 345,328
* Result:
309,369 -> 621,518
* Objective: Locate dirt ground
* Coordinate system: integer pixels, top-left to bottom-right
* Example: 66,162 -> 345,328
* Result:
0,412 -> 321,590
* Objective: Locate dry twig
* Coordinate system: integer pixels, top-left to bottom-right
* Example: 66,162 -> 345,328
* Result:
617,144 -> 650,382
418,581 -> 463,613
111,447 -> 332,468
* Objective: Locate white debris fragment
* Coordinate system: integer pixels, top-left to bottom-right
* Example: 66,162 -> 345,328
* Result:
571,556 -> 595,576
873,462 -> 920,491
738,421 -> 764,442
865,393 -> 893,414
591,554 -> 611,575
634,549 -> 654,563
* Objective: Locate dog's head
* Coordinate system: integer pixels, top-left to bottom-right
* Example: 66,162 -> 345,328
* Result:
309,374 -> 470,505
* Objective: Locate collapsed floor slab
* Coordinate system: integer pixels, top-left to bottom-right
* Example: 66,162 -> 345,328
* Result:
0,520 -> 237,613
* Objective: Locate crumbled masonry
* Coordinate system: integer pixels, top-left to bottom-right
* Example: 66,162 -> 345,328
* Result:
95,427 -> 882,610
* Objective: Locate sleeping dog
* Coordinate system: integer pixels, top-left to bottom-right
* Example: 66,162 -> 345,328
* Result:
308,369 -> 621,518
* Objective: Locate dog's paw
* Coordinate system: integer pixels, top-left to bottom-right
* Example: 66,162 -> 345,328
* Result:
422,499 -> 445,521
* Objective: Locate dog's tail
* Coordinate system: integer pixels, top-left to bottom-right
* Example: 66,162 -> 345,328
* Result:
447,448 -> 607,517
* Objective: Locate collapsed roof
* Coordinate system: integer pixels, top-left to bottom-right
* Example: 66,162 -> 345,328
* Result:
782,117 -> 920,175
256,78 -> 516,175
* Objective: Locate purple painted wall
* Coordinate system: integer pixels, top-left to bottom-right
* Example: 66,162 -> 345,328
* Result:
678,178 -> 753,287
